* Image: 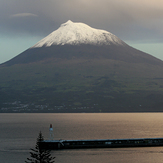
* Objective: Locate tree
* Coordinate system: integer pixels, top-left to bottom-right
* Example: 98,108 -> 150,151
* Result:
25,131 -> 55,163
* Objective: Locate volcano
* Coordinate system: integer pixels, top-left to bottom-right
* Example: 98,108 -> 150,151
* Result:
1,20 -> 163,112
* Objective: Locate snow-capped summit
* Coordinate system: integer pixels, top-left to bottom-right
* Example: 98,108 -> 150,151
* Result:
32,20 -> 126,48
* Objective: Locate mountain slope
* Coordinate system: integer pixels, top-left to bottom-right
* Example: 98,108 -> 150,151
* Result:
0,20 -> 163,112
2,20 -> 162,66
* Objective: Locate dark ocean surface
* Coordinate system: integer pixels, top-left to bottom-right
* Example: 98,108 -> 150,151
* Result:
0,113 -> 163,163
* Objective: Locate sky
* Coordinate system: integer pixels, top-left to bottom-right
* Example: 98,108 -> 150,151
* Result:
1,0 -> 163,64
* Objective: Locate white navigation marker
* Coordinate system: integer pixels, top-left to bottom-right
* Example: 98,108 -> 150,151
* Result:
49,124 -> 54,140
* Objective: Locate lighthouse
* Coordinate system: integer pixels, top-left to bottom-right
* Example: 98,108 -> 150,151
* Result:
49,124 -> 54,140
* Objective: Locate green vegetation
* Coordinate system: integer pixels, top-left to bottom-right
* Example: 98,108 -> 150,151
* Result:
25,131 -> 55,163
0,56 -> 163,112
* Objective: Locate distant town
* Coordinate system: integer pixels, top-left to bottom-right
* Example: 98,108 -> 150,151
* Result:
0,101 -> 99,113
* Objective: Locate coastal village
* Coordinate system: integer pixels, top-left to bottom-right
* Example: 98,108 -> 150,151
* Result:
0,101 -> 98,113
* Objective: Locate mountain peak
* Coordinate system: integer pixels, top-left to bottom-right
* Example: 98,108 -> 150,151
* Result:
61,20 -> 73,26
31,21 -> 126,48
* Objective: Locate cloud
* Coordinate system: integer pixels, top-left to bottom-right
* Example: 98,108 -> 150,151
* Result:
10,13 -> 38,18
1,0 -> 163,42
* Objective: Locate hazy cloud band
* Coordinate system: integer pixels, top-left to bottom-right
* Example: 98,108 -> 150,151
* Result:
1,0 -> 163,42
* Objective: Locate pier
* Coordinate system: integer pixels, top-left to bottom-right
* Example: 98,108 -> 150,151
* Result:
40,137 -> 163,150
40,124 -> 163,150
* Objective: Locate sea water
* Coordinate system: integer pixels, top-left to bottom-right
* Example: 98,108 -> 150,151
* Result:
0,113 -> 163,163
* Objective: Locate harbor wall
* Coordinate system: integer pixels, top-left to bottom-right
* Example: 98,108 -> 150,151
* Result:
40,138 -> 163,150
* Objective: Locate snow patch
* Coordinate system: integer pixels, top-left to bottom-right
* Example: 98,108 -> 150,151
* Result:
32,20 -> 126,48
